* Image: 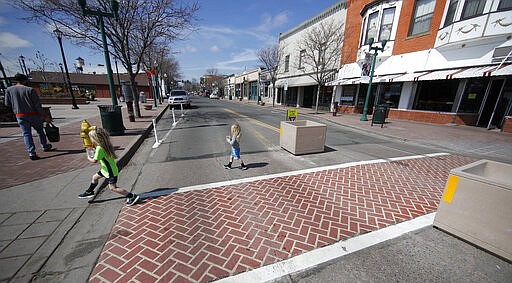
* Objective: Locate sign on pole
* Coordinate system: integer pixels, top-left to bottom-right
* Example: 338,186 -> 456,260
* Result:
286,109 -> 298,121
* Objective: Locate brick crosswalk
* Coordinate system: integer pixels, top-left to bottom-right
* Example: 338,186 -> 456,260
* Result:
89,154 -> 475,282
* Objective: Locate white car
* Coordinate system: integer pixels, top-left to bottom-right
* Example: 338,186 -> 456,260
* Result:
209,93 -> 219,99
168,90 -> 191,108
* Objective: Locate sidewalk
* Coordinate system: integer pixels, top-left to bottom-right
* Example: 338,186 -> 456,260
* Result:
0,98 -> 168,282
1,97 -> 510,282
0,98 -> 166,190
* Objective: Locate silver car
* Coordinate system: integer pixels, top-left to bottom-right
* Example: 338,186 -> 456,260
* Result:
168,90 -> 191,108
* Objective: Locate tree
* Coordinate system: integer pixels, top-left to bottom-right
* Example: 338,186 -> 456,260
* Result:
13,0 -> 199,117
30,51 -> 58,83
203,68 -> 224,94
257,44 -> 282,107
296,20 -> 344,113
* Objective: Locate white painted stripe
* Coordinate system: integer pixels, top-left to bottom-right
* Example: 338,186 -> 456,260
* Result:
217,213 -> 436,283
177,153 -> 449,193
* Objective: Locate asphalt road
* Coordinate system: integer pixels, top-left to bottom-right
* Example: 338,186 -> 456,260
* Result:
137,96 -> 441,191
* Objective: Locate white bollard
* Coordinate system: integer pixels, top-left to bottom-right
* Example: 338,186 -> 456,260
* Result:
172,107 -> 177,125
152,118 -> 161,148
180,103 -> 184,117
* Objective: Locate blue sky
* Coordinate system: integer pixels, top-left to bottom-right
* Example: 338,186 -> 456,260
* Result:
0,0 -> 340,81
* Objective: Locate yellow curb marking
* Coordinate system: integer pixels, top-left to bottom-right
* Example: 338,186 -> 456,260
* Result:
224,108 -> 280,133
442,175 -> 459,203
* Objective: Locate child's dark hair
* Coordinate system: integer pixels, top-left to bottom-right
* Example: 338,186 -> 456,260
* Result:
88,128 -> 117,159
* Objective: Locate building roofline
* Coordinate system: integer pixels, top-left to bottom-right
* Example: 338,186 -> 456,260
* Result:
279,1 -> 347,41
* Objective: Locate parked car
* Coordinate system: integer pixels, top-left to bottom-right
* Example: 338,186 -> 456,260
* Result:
168,90 -> 191,108
209,93 -> 219,99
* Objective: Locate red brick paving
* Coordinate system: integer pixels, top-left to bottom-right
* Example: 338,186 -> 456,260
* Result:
0,107 -> 161,190
90,154 -> 475,282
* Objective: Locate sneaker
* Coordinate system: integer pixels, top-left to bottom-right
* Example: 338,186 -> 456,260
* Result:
240,165 -> 248,170
224,164 -> 232,169
126,194 -> 140,206
29,154 -> 40,160
43,144 -> 54,152
78,191 -> 94,199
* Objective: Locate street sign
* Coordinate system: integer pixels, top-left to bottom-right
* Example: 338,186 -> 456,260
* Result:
286,109 -> 298,121
284,79 -> 288,91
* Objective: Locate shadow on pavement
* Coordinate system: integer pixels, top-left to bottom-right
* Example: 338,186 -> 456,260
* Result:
247,162 -> 269,169
139,188 -> 179,199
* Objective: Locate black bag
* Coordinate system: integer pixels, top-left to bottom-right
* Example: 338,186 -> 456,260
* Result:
44,122 -> 60,142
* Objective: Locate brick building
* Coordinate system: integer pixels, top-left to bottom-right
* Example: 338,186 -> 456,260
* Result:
29,71 -> 152,102
329,0 -> 512,131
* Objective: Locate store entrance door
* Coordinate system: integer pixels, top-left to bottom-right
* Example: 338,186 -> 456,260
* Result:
477,79 -> 504,128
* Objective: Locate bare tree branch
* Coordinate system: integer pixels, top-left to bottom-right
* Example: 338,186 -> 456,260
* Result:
296,19 -> 344,113
257,44 -> 282,107
11,0 -> 199,117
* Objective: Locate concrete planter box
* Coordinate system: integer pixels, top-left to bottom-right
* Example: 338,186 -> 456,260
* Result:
280,120 -> 326,155
434,159 -> 512,261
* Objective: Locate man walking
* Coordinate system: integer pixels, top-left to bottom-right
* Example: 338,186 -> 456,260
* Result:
5,73 -> 53,160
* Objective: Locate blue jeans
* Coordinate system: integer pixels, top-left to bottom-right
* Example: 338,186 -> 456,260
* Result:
17,116 -> 49,156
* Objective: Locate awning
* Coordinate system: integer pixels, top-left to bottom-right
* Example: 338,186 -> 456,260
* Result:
392,72 -> 429,82
341,78 -> 362,85
415,69 -> 461,81
374,73 -> 406,83
326,77 -> 362,86
485,64 -> 512,76
326,78 -> 344,86
450,66 -> 497,78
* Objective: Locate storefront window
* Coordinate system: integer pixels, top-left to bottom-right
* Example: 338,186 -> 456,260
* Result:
378,83 -> 402,108
341,85 -> 357,105
413,80 -> 458,112
357,84 -> 378,109
458,78 -> 487,113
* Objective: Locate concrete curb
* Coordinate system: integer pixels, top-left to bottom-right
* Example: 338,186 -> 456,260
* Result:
117,104 -> 169,170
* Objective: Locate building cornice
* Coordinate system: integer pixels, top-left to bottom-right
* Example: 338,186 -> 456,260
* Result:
279,1 -> 347,41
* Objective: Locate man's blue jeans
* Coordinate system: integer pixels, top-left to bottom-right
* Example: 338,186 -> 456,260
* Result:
16,116 -> 49,156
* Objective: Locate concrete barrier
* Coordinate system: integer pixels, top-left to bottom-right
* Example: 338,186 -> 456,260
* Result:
434,159 -> 512,261
280,120 -> 326,155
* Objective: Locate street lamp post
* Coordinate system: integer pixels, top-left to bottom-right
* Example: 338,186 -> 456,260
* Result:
54,28 -> 79,109
18,55 -> 28,76
78,0 -> 119,106
360,37 -> 387,121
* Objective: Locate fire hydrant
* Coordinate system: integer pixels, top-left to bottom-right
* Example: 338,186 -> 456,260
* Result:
80,119 -> 96,148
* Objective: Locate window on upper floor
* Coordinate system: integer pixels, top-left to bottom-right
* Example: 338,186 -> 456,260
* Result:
284,55 -> 290,72
365,12 -> 379,44
299,50 -> 306,69
409,0 -> 436,36
498,0 -> 512,10
461,0 -> 486,20
379,7 -> 396,41
443,0 -> 459,27
360,1 -> 397,47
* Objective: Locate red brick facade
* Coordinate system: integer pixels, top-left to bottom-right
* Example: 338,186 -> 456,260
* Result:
502,117 -> 512,133
393,0 -> 447,54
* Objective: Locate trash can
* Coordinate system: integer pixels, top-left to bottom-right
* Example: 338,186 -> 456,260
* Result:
97,105 -> 125,136
371,104 -> 388,127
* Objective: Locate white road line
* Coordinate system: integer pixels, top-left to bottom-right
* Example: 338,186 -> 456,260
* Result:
217,213 -> 436,283
174,153 -> 448,281
151,113 -> 183,149
176,152 -> 449,193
